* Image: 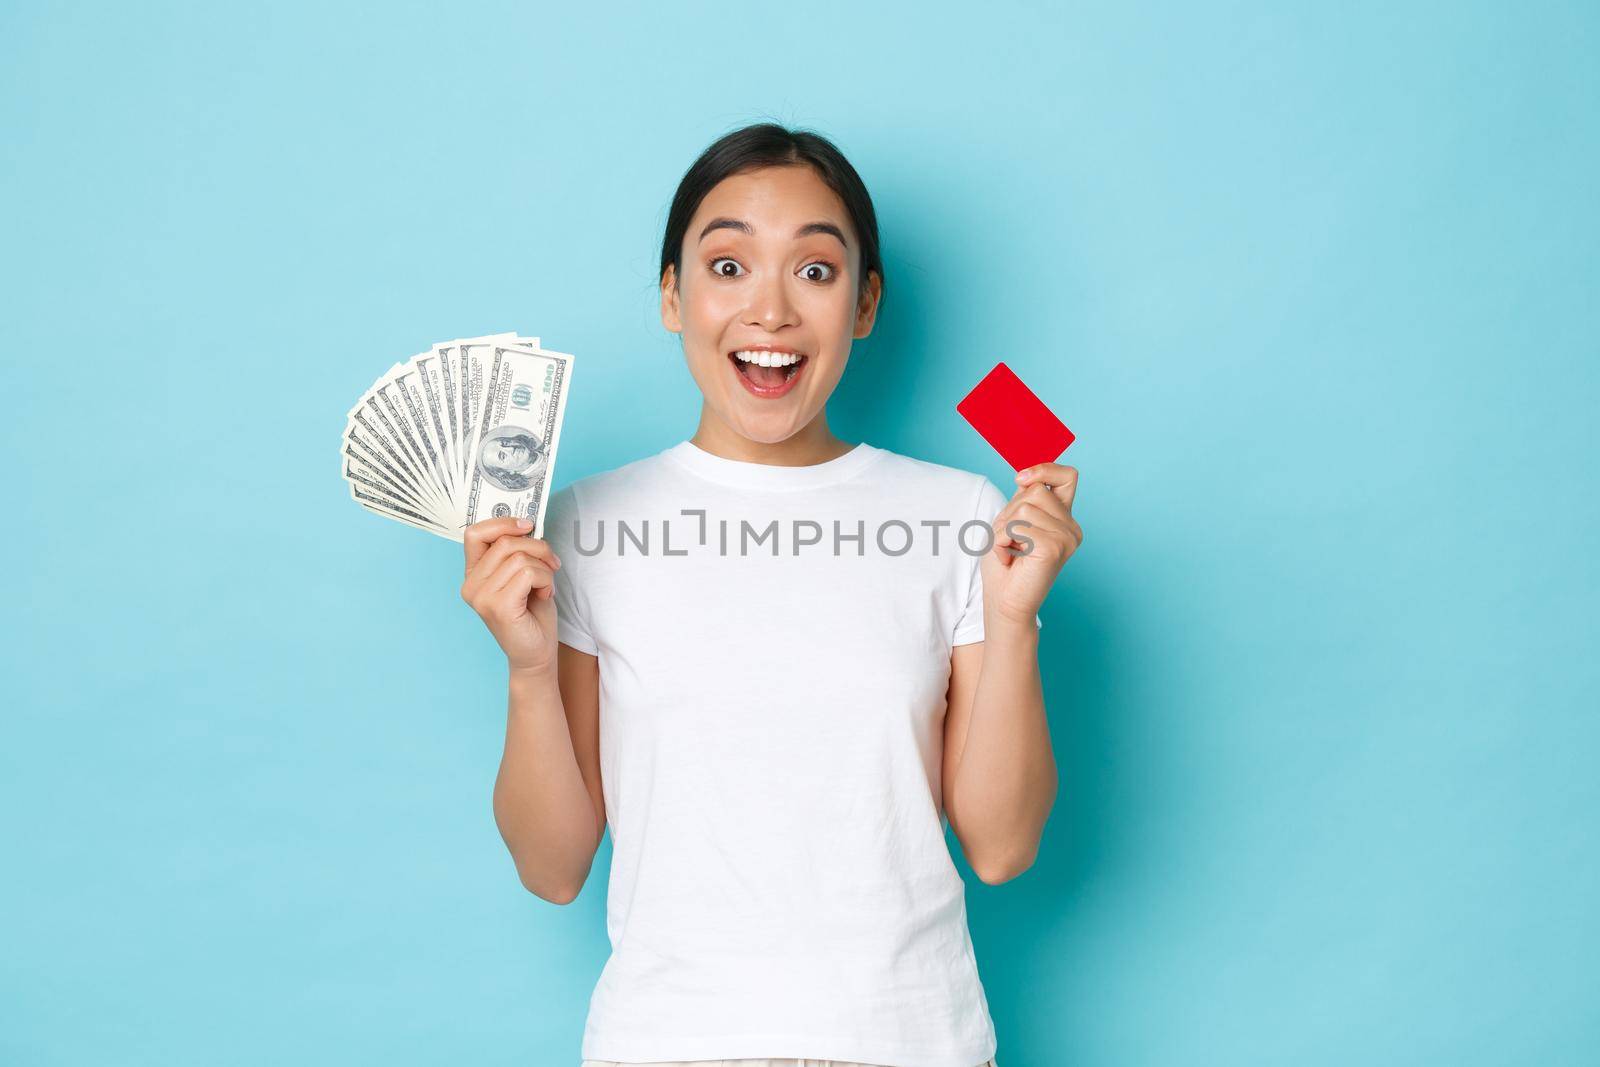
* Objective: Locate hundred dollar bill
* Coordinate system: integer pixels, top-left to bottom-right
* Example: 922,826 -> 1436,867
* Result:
387,360 -> 455,518
405,350 -> 459,505
341,437 -> 435,517
459,342 -> 573,540
340,333 -> 558,541
343,458 -> 452,535
346,391 -> 453,523
433,332 -> 535,491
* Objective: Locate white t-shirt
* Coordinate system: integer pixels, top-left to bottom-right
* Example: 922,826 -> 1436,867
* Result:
544,438 -> 1033,1067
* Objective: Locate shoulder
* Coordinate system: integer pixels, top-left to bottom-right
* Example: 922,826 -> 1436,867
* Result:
547,449 -> 677,520
863,446 -> 1007,519
544,451 -> 681,543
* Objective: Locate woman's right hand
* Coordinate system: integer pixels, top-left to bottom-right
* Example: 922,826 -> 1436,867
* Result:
460,517 -> 564,677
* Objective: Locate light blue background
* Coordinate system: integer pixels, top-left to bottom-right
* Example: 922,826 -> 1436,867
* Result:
4,2 -> 1596,1064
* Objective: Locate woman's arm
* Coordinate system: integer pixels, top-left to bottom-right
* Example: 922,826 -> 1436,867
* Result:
942,623 -> 1056,885
492,645 -> 605,904
942,463 -> 1083,884
460,517 -> 606,904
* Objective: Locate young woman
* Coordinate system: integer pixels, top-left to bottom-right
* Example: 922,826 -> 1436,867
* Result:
458,123 -> 1082,1067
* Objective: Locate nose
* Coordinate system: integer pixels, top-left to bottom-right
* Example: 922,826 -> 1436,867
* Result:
742,266 -> 799,331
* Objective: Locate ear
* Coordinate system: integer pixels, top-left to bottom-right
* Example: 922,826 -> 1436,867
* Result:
660,264 -> 683,334
852,270 -> 882,339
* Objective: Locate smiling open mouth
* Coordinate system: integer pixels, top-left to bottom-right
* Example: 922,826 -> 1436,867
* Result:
728,349 -> 807,398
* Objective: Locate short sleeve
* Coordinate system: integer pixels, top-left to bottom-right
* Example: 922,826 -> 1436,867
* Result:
950,476 -> 1044,645
542,484 -> 599,655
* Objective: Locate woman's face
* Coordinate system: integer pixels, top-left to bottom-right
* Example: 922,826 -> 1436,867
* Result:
661,164 -> 880,446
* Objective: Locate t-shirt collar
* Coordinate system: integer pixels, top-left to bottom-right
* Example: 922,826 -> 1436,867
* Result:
663,438 -> 884,491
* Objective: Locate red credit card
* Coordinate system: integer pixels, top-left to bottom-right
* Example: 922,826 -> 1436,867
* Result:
957,362 -> 1075,470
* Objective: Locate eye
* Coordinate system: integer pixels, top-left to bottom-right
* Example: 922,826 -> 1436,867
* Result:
709,257 -> 746,278
800,260 -> 837,283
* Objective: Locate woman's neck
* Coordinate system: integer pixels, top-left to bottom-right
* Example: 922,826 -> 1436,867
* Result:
689,408 -> 856,467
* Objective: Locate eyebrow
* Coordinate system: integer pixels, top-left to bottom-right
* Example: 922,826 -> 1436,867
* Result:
697,217 -> 849,247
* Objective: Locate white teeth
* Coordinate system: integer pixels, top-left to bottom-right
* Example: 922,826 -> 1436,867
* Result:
733,349 -> 802,367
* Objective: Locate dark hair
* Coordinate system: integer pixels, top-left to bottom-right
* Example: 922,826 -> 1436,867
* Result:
660,122 -> 885,309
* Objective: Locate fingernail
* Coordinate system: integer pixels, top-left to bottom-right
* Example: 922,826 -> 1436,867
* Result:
516,518 -> 532,529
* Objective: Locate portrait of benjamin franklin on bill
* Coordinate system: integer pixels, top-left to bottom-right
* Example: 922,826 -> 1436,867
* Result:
477,425 -> 548,492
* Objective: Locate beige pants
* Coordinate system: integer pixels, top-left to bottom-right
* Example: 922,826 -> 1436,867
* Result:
581,1059 -> 998,1066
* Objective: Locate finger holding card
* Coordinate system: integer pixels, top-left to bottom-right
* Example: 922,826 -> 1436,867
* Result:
1016,462 -> 1080,513
1015,464 -> 1083,556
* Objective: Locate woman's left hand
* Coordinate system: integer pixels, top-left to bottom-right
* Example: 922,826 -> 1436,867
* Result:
981,462 -> 1084,628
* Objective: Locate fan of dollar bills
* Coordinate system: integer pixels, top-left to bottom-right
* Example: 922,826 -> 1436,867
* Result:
340,332 -> 573,542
